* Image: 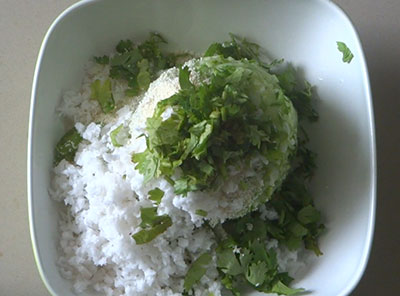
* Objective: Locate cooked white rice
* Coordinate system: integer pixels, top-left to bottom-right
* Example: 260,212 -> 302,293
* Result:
51,59 -> 308,296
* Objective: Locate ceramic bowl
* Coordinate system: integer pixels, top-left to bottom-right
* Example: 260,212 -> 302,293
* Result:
28,0 -> 376,295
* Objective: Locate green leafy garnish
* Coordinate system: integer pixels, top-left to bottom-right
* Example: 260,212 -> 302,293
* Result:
116,39 -> 133,53
178,66 -> 194,90
271,280 -> 305,295
336,41 -> 354,63
108,33 -> 181,94
192,36 -> 323,295
214,237 -> 304,295
54,127 -> 83,165
148,187 -> 165,205
94,55 -> 109,65
138,207 -> 158,228
90,79 -> 115,113
195,209 -> 208,217
132,216 -> 172,244
204,34 -> 265,66
91,33 -> 191,111
137,59 -> 151,91
110,124 -> 130,147
246,261 -> 269,286
276,66 -> 318,122
131,150 -> 159,184
216,244 -> 243,276
132,207 -> 172,244
184,253 -> 212,292
132,56 -> 298,199
85,34 -> 323,296
297,205 -> 321,225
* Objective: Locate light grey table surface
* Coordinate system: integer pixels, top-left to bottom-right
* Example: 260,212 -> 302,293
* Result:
0,0 -> 399,295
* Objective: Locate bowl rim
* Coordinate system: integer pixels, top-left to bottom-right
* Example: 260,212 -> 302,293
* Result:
28,2 -> 96,295
27,0 -> 376,295
318,2 -> 376,296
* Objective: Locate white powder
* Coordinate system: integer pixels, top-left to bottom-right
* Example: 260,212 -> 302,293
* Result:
129,67 -> 180,137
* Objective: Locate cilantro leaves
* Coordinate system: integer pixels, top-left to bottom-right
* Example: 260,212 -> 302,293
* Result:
131,188 -> 171,244
213,237 -> 304,295
336,41 -> 354,63
90,79 -> 115,113
95,32 -> 182,97
196,35 -> 323,295
184,253 -> 212,292
217,185 -> 323,294
148,187 -> 165,205
132,215 -> 172,245
110,124 -> 131,147
132,204 -> 172,245
129,36 -> 323,295
94,55 -> 109,65
58,33 -> 324,296
54,127 -> 82,165
204,34 -> 265,67
132,57 -> 298,198
277,66 -> 318,122
195,209 -> 208,217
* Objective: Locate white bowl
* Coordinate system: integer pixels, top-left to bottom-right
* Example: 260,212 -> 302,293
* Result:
28,0 -> 376,295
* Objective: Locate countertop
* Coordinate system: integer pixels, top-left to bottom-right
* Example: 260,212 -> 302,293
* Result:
0,0 -> 399,295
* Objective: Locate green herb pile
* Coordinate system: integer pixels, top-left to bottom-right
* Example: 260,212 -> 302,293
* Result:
96,32 -> 180,97
172,36 -> 322,296
132,56 -> 298,204
54,33 -> 183,164
54,33 -> 324,296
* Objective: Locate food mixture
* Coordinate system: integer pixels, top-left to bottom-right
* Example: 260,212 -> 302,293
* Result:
51,33 -> 323,296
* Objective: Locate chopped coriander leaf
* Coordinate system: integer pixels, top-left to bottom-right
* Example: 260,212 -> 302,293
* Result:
148,187 -> 164,205
216,245 -> 243,276
90,79 -> 115,113
54,127 -> 82,165
132,207 -> 172,244
174,176 -> 202,195
276,66 -> 318,122
276,66 -> 297,94
110,124 -> 130,147
125,87 -> 140,97
137,59 -> 151,90
132,216 -> 172,244
204,33 -> 261,64
220,274 -> 241,296
337,41 -> 354,63
195,209 -> 208,217
131,150 -> 159,183
297,205 -> 321,225
110,125 -> 123,147
271,280 -> 305,295
109,33 -> 180,95
184,253 -> 212,291
138,207 -> 159,228
94,55 -> 109,65
215,234 -> 301,295
265,189 -> 323,254
178,66 -> 194,90
116,39 -> 133,53
246,261 -> 269,286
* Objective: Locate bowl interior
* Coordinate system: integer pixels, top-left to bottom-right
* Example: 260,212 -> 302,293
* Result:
29,0 -> 375,295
